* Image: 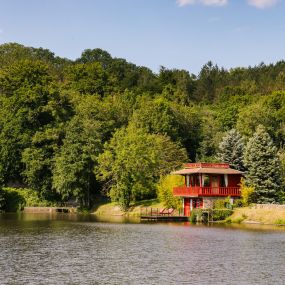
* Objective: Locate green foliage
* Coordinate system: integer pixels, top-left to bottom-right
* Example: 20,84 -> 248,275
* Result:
1,42 -> 285,209
275,219 -> 285,225
0,187 -> 4,210
213,199 -> 228,209
66,62 -> 109,96
226,216 -> 246,224
216,129 -> 245,171
244,125 -> 283,203
0,60 -> 61,183
52,116 -> 103,207
157,175 -> 184,209
97,126 -> 187,210
212,209 -> 233,221
1,188 -> 53,212
190,209 -> 203,223
240,178 -> 255,206
233,199 -> 244,208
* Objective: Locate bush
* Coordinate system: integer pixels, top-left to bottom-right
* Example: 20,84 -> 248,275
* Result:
2,188 -> 55,212
212,209 -> 233,221
213,197 -> 231,209
157,175 -> 184,210
233,199 -> 243,208
240,178 -> 254,206
190,209 -> 203,223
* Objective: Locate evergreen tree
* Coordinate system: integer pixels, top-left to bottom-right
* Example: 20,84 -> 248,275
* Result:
244,125 -> 283,203
216,129 -> 245,171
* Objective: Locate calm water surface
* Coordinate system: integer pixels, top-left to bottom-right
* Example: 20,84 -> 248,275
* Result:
0,213 -> 285,285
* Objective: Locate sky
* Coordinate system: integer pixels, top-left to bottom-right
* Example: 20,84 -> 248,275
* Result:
0,0 -> 285,74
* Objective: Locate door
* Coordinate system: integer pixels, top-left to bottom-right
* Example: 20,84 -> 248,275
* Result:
184,198 -> 190,216
211,175 -> 219,195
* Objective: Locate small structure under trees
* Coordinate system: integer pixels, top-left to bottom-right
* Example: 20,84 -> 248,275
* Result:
172,163 -> 243,216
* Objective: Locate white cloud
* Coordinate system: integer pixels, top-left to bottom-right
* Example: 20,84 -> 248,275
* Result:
247,0 -> 279,8
176,0 -> 195,6
176,0 -> 228,6
202,0 -> 228,5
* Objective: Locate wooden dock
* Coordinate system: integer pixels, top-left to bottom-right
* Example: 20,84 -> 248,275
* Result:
140,215 -> 189,222
140,207 -> 189,222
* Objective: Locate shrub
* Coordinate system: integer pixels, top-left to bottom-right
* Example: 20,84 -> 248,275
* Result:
240,178 -> 254,206
275,219 -> 285,225
2,188 -> 55,212
157,175 -> 184,210
213,197 -> 231,209
190,209 -> 203,223
233,199 -> 243,208
212,209 -> 233,221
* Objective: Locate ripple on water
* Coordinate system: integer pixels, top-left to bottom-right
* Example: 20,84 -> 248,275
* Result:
0,214 -> 285,285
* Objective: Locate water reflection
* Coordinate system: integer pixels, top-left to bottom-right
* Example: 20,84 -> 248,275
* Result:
0,213 -> 285,285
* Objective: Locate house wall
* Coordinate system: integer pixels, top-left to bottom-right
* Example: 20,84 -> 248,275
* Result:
203,197 -> 217,209
203,196 -> 238,208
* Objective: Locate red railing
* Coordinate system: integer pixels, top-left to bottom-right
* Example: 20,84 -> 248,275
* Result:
173,186 -> 240,197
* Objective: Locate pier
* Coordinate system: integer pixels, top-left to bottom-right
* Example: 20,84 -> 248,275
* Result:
140,207 -> 189,222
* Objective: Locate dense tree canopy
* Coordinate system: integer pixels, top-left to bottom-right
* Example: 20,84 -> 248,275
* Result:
0,43 -> 285,208
96,126 -> 187,210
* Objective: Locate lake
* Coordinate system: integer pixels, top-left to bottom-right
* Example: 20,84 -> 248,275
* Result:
0,213 -> 285,285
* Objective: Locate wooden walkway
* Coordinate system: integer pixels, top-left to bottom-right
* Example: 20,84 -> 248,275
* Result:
140,215 -> 188,222
140,207 -> 189,222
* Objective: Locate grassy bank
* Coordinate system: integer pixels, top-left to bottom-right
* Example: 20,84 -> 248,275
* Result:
92,199 -> 164,217
227,206 -> 285,225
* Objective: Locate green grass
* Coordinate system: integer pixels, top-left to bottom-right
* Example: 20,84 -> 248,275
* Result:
274,219 -> 285,225
92,198 -> 165,216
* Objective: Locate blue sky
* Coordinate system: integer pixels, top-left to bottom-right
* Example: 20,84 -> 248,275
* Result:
0,0 -> 284,74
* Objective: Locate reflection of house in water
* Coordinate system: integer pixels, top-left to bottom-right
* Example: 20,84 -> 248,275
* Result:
172,163 -> 243,216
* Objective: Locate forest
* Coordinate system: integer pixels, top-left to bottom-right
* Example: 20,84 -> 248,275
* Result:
0,42 -> 284,210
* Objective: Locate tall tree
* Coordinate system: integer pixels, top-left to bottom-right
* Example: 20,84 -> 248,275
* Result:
52,116 -> 103,207
216,129 -> 245,171
0,60 -> 58,183
97,126 -> 187,210
244,125 -> 283,203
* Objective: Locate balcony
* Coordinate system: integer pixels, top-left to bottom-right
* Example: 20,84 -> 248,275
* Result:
173,186 -> 241,197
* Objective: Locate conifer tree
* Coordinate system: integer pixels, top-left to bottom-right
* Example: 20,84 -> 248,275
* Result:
216,129 -> 245,171
244,125 -> 283,203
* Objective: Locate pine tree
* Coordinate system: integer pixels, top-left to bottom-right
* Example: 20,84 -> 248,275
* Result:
216,129 -> 245,171
244,125 -> 283,203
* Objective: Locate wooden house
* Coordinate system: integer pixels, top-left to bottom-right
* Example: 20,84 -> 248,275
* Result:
172,163 -> 243,216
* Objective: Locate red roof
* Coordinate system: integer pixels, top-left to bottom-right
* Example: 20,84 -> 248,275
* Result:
172,163 -> 243,175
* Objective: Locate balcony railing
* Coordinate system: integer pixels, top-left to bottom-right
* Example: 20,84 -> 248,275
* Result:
173,186 -> 241,197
